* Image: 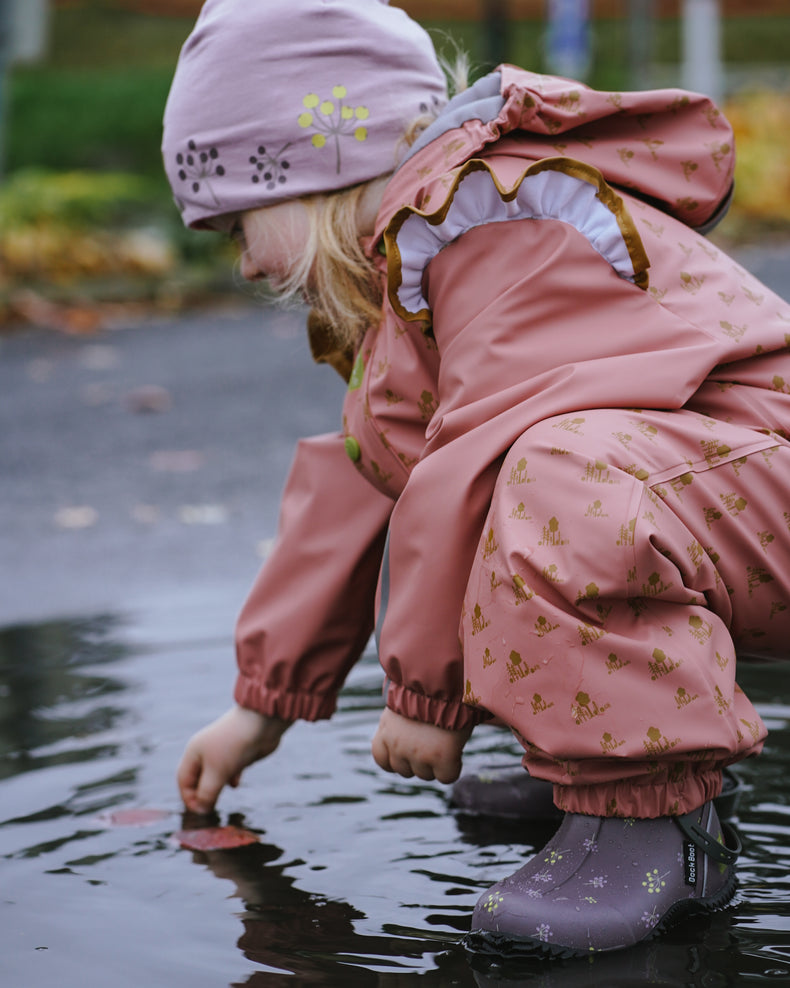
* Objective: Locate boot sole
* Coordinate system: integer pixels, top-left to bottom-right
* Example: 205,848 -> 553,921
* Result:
464,870 -> 738,960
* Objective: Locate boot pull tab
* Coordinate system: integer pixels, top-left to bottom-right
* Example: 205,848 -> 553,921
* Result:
675,805 -> 741,867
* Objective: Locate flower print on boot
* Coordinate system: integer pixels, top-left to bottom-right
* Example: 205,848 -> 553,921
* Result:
465,801 -> 740,958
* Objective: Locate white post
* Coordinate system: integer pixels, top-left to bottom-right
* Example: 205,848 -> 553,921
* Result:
681,0 -> 724,102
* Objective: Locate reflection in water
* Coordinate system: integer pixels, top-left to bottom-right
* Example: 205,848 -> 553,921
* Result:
2,616 -> 790,985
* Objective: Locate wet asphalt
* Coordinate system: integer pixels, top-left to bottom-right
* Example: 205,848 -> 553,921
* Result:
0,238 -> 787,631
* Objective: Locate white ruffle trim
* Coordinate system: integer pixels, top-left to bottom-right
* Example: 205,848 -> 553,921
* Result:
394,167 -> 637,317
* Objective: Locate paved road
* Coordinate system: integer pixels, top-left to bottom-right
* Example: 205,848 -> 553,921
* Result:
1,240 -> 788,630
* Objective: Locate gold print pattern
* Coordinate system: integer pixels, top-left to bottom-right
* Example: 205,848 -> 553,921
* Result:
730,456 -> 748,476
770,601 -> 788,619
704,506 -> 723,529
718,291 -> 735,306
772,375 -> 790,394
742,286 -> 764,306
572,691 -> 611,725
686,540 -> 704,571
464,679 -> 481,705
696,239 -> 718,261
482,528 -> 499,560
746,566 -> 774,597
634,421 -> 659,441
553,416 -> 586,434
510,501 -> 531,520
643,725 -> 681,756
543,563 -> 563,584
370,460 -> 392,484
643,572 -> 674,597
489,570 -> 503,591
688,614 -> 713,643
418,389 -> 437,421
606,652 -> 631,674
715,650 -> 730,669
585,499 -> 608,518
507,649 -> 540,683
513,574 -> 534,605
740,718 -> 762,743
675,686 -> 699,708
531,693 -> 555,714
483,647 -> 496,668
613,431 -> 633,448
540,516 -> 568,546
700,439 -> 732,466
507,457 -> 535,485
617,147 -> 635,166
601,730 -> 626,753
714,685 -> 731,716
577,582 -> 600,602
642,218 -> 665,237
471,602 -> 491,635
617,518 -> 636,547
719,319 -> 749,340
706,140 -> 731,170
384,388 -> 403,405
641,138 -> 664,159
579,622 -> 606,646
758,530 -> 775,553
720,492 -> 747,516
582,459 -> 616,483
680,271 -> 705,294
681,160 -> 698,181
535,614 -> 560,637
702,104 -> 721,126
649,647 -> 682,681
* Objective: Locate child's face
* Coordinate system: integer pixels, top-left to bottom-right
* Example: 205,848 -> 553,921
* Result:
232,199 -> 310,288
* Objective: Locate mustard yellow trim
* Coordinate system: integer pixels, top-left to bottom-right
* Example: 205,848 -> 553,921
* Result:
383,156 -> 651,328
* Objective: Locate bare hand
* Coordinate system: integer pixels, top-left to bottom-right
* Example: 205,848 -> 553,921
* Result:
371,707 -> 472,784
177,705 -> 292,814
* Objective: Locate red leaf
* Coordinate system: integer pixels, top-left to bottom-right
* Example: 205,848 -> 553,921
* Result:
98,808 -> 172,827
175,825 -> 260,851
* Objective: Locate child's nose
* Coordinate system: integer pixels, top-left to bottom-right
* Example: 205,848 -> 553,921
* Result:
239,253 -> 265,282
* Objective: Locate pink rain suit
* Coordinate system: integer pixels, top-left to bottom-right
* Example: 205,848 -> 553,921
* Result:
235,68 -> 790,818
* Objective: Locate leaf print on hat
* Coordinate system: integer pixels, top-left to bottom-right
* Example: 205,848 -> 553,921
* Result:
298,86 -> 370,174
175,140 -> 225,205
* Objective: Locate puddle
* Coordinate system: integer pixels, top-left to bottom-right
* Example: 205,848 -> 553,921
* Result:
2,614 -> 790,986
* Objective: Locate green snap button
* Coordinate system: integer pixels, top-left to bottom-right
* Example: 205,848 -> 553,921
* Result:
344,435 -> 361,462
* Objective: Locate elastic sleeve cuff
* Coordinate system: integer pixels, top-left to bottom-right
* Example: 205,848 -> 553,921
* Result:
385,680 -> 489,731
234,674 -> 338,722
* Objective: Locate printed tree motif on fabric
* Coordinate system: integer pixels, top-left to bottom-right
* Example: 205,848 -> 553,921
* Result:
298,86 -> 370,174
249,144 -> 291,190
175,141 -> 225,204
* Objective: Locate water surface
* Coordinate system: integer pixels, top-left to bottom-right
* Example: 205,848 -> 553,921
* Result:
3,612 -> 790,987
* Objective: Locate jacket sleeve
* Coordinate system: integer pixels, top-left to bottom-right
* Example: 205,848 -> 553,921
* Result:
235,432 -> 393,721
377,216 -> 727,731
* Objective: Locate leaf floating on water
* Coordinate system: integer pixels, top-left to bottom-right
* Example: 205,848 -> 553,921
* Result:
98,808 -> 172,827
176,826 -> 260,851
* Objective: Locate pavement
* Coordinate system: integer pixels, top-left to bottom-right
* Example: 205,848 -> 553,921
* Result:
0,238 -> 788,630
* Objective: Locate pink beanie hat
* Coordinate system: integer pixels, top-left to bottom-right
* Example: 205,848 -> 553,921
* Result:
162,0 -> 447,230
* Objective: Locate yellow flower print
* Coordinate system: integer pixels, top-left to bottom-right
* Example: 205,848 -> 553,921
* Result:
298,87 -> 370,173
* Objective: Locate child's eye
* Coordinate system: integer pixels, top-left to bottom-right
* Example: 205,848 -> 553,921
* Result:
228,222 -> 246,249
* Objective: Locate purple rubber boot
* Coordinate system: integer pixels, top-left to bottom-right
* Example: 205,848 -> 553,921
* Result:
465,800 -> 740,958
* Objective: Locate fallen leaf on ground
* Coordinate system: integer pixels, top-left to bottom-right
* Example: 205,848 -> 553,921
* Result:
98,808 -> 172,827
54,506 -> 98,529
175,825 -> 260,851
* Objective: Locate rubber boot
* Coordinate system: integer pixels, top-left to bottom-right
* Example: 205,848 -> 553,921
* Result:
450,765 -> 743,822
465,800 -> 740,958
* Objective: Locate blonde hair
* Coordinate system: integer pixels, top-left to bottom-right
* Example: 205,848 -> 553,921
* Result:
253,50 -> 471,353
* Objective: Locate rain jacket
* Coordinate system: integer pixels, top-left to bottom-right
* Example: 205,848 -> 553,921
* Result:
233,67 -> 790,730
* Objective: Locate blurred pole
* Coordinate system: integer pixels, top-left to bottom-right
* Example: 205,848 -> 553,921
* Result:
545,0 -> 591,81
0,0 -> 49,176
628,0 -> 655,90
681,0 -> 724,102
482,0 -> 508,68
0,0 -> 11,175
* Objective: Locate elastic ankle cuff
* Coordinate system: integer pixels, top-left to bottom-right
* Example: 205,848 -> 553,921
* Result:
553,769 -> 723,818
